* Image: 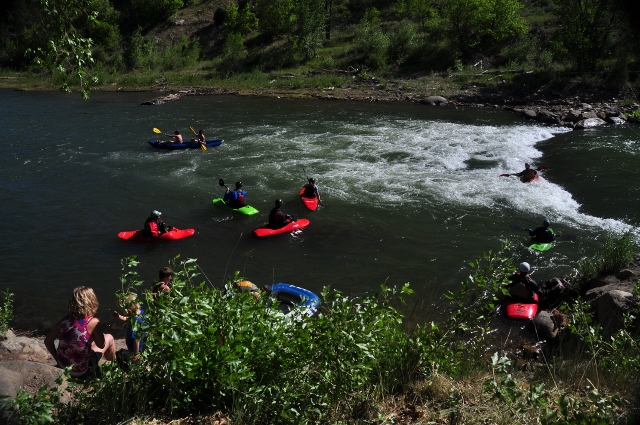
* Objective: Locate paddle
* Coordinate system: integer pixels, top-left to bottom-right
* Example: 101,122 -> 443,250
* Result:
509,223 -> 576,240
500,165 -> 546,177
190,125 -> 207,151
153,127 -> 162,134
219,178 -> 228,190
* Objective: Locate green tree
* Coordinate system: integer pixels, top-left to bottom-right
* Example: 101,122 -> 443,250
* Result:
223,1 -> 258,36
553,0 -> 628,71
254,0 -> 296,39
26,0 -> 103,98
125,0 -> 184,25
294,0 -> 328,61
442,0 -> 527,61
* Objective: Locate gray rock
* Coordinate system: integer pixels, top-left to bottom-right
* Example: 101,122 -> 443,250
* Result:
597,290 -> 635,338
615,269 -> 636,280
581,111 -> 598,120
420,95 -> 448,106
521,109 -> 537,119
575,118 -> 607,129
585,281 -> 636,306
607,116 -> 626,125
533,310 -> 560,340
0,365 -> 23,399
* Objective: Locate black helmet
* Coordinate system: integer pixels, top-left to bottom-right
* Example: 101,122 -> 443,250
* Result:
235,181 -> 243,189
174,130 -> 180,134
275,199 -> 283,207
309,177 -> 315,184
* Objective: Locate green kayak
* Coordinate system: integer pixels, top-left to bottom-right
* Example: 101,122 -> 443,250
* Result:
212,198 -> 259,215
529,242 -> 553,252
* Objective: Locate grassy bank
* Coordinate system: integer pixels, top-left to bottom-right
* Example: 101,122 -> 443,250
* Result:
1,234 -> 639,424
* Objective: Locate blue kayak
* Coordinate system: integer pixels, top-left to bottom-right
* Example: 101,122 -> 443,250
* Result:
269,283 -> 320,317
148,139 -> 224,149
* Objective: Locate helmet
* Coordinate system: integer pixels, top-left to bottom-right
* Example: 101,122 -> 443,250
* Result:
150,210 -> 162,217
524,162 -> 531,168
235,181 -> 243,189
519,262 -> 530,273
275,199 -> 283,207
174,130 -> 180,134
543,219 -> 551,227
309,178 -> 316,184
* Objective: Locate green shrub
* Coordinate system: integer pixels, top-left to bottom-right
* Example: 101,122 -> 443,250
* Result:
0,289 -> 13,335
576,231 -> 637,284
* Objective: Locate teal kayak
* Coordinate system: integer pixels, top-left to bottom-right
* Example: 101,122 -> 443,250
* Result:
212,198 -> 259,215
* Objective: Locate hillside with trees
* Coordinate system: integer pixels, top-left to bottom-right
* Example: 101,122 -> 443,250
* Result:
0,0 -> 639,100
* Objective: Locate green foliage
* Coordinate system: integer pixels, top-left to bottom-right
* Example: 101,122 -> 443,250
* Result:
223,2 -> 258,36
353,8 -> 389,69
126,0 -> 184,24
254,0 -> 297,39
0,385 -> 59,425
387,21 -> 418,65
0,289 -> 13,335
553,0 -> 628,71
442,0 -> 527,61
484,353 -> 623,424
576,231 -> 638,284
293,0 -> 328,61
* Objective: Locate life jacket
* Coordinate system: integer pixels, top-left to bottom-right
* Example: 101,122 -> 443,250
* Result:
269,208 -> 291,228
302,183 -> 316,198
144,217 -> 161,237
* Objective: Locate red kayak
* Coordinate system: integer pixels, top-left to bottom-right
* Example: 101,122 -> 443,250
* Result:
503,292 -> 539,320
253,219 -> 310,237
118,228 -> 195,242
299,188 -> 319,211
520,174 -> 540,183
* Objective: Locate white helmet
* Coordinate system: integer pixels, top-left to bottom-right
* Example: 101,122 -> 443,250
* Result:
519,262 -> 530,273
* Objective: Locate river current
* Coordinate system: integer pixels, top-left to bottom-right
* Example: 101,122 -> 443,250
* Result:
1,89 -> 639,332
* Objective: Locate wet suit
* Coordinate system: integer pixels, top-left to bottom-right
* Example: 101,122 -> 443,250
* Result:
529,226 -> 555,243
269,207 -> 294,229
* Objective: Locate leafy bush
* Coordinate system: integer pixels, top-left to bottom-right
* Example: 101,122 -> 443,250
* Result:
0,288 -> 13,335
0,385 -> 59,425
576,231 -> 637,284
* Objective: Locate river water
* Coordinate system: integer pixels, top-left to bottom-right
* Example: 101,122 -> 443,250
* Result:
1,89 -> 639,332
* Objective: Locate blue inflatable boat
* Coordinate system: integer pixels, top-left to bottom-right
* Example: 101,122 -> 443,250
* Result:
269,283 -> 320,317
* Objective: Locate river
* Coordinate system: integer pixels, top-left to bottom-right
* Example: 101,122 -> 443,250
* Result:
1,89 -> 639,332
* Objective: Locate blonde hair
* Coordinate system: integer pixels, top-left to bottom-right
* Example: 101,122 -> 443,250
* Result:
68,286 -> 99,319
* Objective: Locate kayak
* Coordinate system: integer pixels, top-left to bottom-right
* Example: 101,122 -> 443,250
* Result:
118,227 -> 195,242
148,139 -> 224,150
503,292 -> 539,320
520,173 -> 540,183
253,218 -> 310,237
299,188 -> 319,211
530,242 -> 553,252
212,198 -> 259,215
269,283 -> 320,317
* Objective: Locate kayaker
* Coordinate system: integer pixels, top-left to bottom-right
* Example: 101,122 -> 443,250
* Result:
527,219 -> 555,243
143,210 -> 173,237
224,181 -> 247,208
189,129 -> 205,147
152,267 -> 174,293
503,262 -> 563,301
164,130 -> 183,144
301,177 -> 322,203
511,163 -> 537,180
269,199 -> 295,229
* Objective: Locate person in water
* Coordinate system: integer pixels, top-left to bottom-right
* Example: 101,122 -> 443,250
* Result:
164,130 -> 183,144
143,210 -> 172,237
269,199 -> 295,228
189,129 -> 205,147
44,286 -> 116,378
224,181 -> 247,208
301,177 -> 322,203
527,219 -> 556,243
512,163 -> 537,181
503,262 -> 563,301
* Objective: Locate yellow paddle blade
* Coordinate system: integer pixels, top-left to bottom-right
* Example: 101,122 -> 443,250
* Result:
201,144 -> 207,151
153,128 -> 162,134
189,125 -> 196,134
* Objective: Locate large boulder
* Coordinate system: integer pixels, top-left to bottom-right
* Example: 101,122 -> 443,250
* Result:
575,117 -> 607,129
420,96 -> 448,106
533,310 -> 561,340
596,290 -> 635,338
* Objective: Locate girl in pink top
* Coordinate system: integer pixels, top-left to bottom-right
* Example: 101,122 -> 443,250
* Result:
45,287 -> 116,378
